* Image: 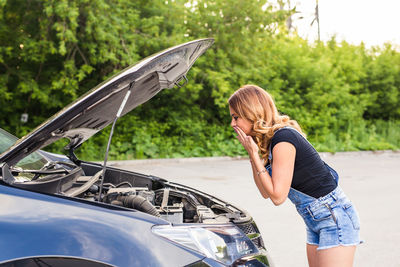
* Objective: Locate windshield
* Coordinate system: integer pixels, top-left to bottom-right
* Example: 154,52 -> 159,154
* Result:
0,128 -> 48,174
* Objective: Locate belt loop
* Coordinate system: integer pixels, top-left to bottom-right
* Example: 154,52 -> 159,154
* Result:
331,192 -> 337,201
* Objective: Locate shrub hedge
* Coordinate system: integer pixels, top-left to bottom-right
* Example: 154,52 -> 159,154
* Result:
1,0 -> 399,160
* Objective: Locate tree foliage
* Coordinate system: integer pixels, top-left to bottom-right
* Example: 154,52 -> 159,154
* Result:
1,0 -> 399,160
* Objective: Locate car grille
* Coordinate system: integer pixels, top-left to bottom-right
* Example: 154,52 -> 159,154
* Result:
237,222 -> 256,234
236,221 -> 265,250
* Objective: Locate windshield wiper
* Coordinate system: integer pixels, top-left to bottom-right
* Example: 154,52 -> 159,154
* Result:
2,163 -> 69,184
29,160 -> 75,180
11,168 -> 69,175
41,160 -> 76,170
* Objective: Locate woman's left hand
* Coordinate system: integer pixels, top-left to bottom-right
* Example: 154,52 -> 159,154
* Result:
233,126 -> 259,157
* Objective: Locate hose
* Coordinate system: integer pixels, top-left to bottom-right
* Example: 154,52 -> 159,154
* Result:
117,195 -> 160,217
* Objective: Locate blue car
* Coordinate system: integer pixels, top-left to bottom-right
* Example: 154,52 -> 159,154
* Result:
0,39 -> 272,267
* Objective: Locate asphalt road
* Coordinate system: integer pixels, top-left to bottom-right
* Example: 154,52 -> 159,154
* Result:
109,151 -> 400,267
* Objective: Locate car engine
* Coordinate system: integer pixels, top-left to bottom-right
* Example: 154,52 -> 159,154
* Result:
84,180 -> 238,224
8,161 -> 265,250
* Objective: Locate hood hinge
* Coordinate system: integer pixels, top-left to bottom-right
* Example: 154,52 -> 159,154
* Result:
68,148 -> 81,166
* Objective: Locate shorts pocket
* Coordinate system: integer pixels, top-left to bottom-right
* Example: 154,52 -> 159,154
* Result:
343,203 -> 360,230
307,203 -> 336,223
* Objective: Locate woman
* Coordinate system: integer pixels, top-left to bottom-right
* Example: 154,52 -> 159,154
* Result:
229,85 -> 362,267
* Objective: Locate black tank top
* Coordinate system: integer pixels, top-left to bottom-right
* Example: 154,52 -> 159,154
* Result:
270,128 -> 337,198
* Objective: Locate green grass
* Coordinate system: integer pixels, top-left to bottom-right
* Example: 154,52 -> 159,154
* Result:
314,120 -> 399,152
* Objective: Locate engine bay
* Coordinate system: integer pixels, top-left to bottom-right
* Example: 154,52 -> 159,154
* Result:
9,161 -> 248,225
5,159 -> 265,250
79,162 -> 246,224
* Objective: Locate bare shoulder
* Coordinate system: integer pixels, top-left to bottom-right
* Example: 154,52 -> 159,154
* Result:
272,142 -> 296,156
272,142 -> 296,166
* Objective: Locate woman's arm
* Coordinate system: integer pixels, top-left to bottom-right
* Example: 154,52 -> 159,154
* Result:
252,142 -> 295,205
249,158 -> 270,199
234,126 -> 295,205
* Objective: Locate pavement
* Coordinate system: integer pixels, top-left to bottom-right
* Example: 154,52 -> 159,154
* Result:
108,151 -> 400,267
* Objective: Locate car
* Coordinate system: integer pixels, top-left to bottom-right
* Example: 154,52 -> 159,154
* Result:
0,39 -> 272,267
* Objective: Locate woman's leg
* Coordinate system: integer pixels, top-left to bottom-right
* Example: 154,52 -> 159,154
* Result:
306,244 -> 318,267
317,245 -> 356,267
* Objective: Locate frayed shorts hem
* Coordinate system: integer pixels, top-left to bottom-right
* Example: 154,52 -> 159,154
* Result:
316,241 -> 363,251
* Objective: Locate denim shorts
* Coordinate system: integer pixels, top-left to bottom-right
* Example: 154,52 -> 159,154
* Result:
295,186 -> 363,250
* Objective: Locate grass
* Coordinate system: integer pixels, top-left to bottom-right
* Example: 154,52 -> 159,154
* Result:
314,120 -> 400,152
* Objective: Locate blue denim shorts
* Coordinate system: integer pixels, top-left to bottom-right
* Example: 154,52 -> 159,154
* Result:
296,186 -> 363,250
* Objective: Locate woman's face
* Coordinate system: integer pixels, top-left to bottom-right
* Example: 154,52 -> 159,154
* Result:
229,106 -> 253,135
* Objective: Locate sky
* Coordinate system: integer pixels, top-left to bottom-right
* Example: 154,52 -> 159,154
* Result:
278,0 -> 400,47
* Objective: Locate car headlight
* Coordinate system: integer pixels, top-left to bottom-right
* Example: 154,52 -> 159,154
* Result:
152,224 -> 258,265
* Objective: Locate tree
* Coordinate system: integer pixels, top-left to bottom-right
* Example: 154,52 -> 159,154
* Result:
0,0 -> 186,136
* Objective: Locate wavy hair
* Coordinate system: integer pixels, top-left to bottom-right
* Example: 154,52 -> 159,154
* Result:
228,85 -> 305,164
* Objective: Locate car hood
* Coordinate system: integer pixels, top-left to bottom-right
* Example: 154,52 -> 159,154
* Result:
0,38 -> 214,167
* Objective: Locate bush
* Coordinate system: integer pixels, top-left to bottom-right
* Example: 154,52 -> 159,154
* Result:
1,0 -> 399,161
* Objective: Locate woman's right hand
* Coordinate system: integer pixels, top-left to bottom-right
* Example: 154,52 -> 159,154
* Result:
233,126 -> 259,158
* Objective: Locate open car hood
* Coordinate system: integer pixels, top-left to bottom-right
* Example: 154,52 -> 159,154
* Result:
0,38 -> 214,167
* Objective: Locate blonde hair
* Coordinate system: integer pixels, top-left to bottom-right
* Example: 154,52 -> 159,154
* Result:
228,84 -> 305,164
